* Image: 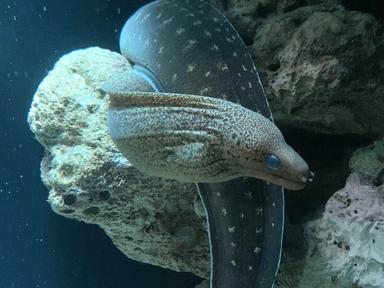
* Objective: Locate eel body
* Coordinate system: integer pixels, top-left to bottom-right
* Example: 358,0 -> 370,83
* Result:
104,1 -> 313,287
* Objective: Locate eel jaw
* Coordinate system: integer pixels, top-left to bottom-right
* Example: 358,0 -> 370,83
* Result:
248,170 -> 314,191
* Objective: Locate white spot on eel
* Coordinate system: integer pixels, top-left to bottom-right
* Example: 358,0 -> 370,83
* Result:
184,39 -> 197,51
204,31 -> 212,38
163,17 -> 174,25
140,13 -> 151,24
176,27 -> 185,35
211,44 -> 219,51
216,62 -> 229,72
187,63 -> 196,72
228,226 -> 236,233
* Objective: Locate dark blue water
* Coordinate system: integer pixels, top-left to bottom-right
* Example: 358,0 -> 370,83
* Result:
0,1 -> 202,287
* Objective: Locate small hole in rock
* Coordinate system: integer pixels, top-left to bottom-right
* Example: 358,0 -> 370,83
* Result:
267,62 -> 281,72
99,191 -> 110,201
83,206 -> 100,215
63,194 -> 77,206
61,209 -> 75,214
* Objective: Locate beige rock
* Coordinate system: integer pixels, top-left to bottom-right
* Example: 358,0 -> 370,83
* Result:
28,47 -> 209,277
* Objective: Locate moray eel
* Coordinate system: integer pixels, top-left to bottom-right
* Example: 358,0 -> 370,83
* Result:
103,0 -> 313,287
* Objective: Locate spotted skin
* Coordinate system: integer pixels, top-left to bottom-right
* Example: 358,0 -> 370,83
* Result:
107,1 -> 289,287
119,0 -> 272,116
108,92 -> 309,189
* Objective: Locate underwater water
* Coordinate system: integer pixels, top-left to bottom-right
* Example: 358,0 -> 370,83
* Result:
0,1 -> 202,287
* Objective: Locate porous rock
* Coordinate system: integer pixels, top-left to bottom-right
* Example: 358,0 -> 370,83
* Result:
310,173 -> 383,288
276,170 -> 384,287
250,5 -> 384,136
349,139 -> 384,186
28,47 -> 209,277
214,0 -> 341,43
216,1 -> 384,137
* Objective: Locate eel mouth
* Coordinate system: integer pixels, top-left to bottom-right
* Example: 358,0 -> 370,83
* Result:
252,170 -> 315,191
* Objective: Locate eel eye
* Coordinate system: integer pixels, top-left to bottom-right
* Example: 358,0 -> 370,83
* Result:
266,154 -> 281,171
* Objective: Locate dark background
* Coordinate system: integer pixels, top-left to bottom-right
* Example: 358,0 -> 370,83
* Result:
0,1 -> 201,287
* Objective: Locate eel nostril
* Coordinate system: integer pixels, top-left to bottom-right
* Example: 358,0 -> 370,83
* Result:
308,171 -> 315,182
301,170 -> 315,183
309,171 -> 315,178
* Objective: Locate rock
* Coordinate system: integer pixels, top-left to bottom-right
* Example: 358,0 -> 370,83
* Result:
250,5 -> 384,136
213,1 -> 384,137
27,47 -> 209,277
276,173 -> 384,288
215,0 -> 341,43
349,139 -> 384,186
276,139 -> 384,287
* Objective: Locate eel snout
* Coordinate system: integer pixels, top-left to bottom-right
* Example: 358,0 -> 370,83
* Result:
271,146 -> 315,191
244,142 -> 315,190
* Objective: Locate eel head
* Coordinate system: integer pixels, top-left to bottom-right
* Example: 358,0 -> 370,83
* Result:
235,114 -> 314,190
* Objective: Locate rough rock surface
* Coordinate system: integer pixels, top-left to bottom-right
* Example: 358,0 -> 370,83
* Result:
221,1 -> 384,136
274,138 -> 384,288
276,173 -> 384,288
349,139 -> 384,186
222,0 -> 341,42
28,47 -> 209,277
253,6 -> 383,136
